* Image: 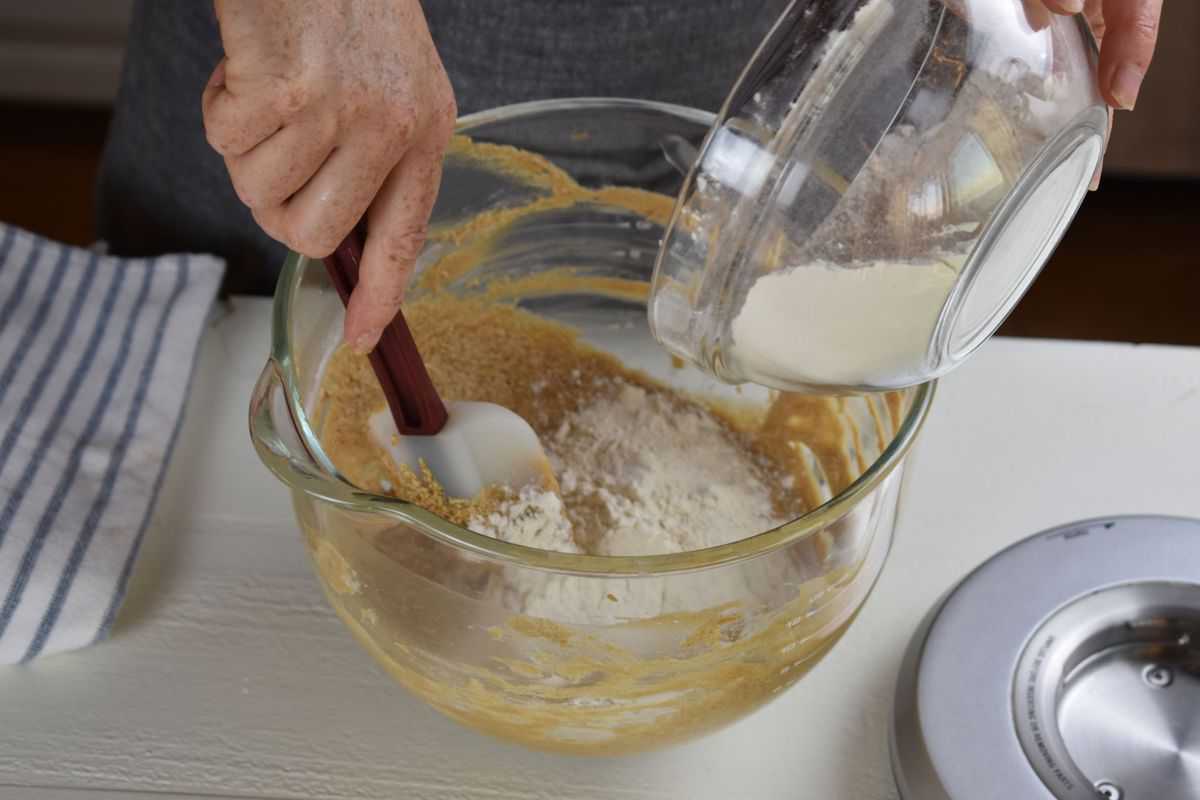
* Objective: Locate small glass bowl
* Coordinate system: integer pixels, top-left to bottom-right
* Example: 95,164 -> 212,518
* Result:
650,0 -> 1107,392
250,99 -> 934,753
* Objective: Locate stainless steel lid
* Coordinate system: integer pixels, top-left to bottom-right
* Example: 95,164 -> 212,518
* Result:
891,516 -> 1200,799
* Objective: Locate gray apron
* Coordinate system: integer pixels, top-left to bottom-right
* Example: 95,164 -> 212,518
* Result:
97,0 -> 788,294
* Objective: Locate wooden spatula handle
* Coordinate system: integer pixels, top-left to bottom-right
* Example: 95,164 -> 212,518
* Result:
322,225 -> 448,436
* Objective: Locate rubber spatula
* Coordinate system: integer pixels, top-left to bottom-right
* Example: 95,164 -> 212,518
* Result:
323,226 -> 555,498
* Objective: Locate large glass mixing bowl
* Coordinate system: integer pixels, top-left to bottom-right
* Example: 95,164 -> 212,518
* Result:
249,99 -> 934,754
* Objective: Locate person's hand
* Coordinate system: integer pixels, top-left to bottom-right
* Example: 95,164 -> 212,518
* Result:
1041,1 -> 1162,188
1042,0 -> 1162,110
203,0 -> 456,353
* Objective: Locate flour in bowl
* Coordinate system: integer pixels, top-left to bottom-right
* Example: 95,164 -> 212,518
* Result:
316,292 -> 895,622
318,294 -> 805,559
471,380 -> 786,556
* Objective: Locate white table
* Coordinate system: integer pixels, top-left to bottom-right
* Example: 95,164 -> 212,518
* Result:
3,297 -> 1199,800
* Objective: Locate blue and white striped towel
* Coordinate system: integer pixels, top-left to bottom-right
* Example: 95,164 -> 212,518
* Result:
0,223 -> 224,664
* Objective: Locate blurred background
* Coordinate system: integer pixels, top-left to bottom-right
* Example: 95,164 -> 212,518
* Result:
1,0 -> 1196,345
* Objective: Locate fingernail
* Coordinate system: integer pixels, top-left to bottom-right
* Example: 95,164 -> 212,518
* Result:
210,59 -> 227,89
351,332 -> 378,355
1060,0 -> 1084,13
1110,64 -> 1144,110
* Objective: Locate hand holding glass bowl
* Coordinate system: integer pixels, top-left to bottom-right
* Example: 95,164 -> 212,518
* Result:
649,0 -> 1144,394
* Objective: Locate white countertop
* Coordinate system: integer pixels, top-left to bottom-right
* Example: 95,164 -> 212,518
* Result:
3,297 -> 1199,800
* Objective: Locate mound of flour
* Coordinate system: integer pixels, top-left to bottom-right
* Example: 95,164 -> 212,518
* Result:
469,381 -> 785,557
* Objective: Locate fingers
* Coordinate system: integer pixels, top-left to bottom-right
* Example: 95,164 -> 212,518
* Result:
1040,0 -> 1160,190
343,139 -> 447,352
224,117 -> 337,210
1040,0 -> 1106,43
1097,0 -> 1162,109
204,57 -> 227,95
202,60 -> 285,157
1082,0 -> 1106,42
1021,0 -> 1055,31
253,138 -> 395,259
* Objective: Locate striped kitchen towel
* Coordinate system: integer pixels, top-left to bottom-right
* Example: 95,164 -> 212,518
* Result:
0,223 -> 224,664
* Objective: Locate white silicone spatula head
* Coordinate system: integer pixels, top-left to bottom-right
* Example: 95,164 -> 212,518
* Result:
324,229 -> 555,499
368,401 -> 554,498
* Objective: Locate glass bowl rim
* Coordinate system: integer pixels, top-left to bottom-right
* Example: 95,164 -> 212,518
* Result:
263,96 -> 936,577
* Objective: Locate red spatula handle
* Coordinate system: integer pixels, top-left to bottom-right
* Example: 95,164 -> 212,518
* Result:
322,225 -> 448,436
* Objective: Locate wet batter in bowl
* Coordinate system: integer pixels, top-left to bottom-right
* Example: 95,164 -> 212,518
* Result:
319,293 -> 825,557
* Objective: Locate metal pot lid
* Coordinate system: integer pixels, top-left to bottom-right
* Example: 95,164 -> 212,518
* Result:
891,515 -> 1200,800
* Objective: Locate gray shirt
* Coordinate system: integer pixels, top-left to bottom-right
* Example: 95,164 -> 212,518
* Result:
97,0 -> 787,294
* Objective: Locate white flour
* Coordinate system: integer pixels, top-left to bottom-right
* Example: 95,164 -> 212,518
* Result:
469,381 -> 784,557
470,488 -> 581,553
467,380 -> 792,622
730,259 -> 959,387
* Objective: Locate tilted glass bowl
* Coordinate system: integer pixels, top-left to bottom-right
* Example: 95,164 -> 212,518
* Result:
249,99 -> 934,754
650,0 -> 1107,392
